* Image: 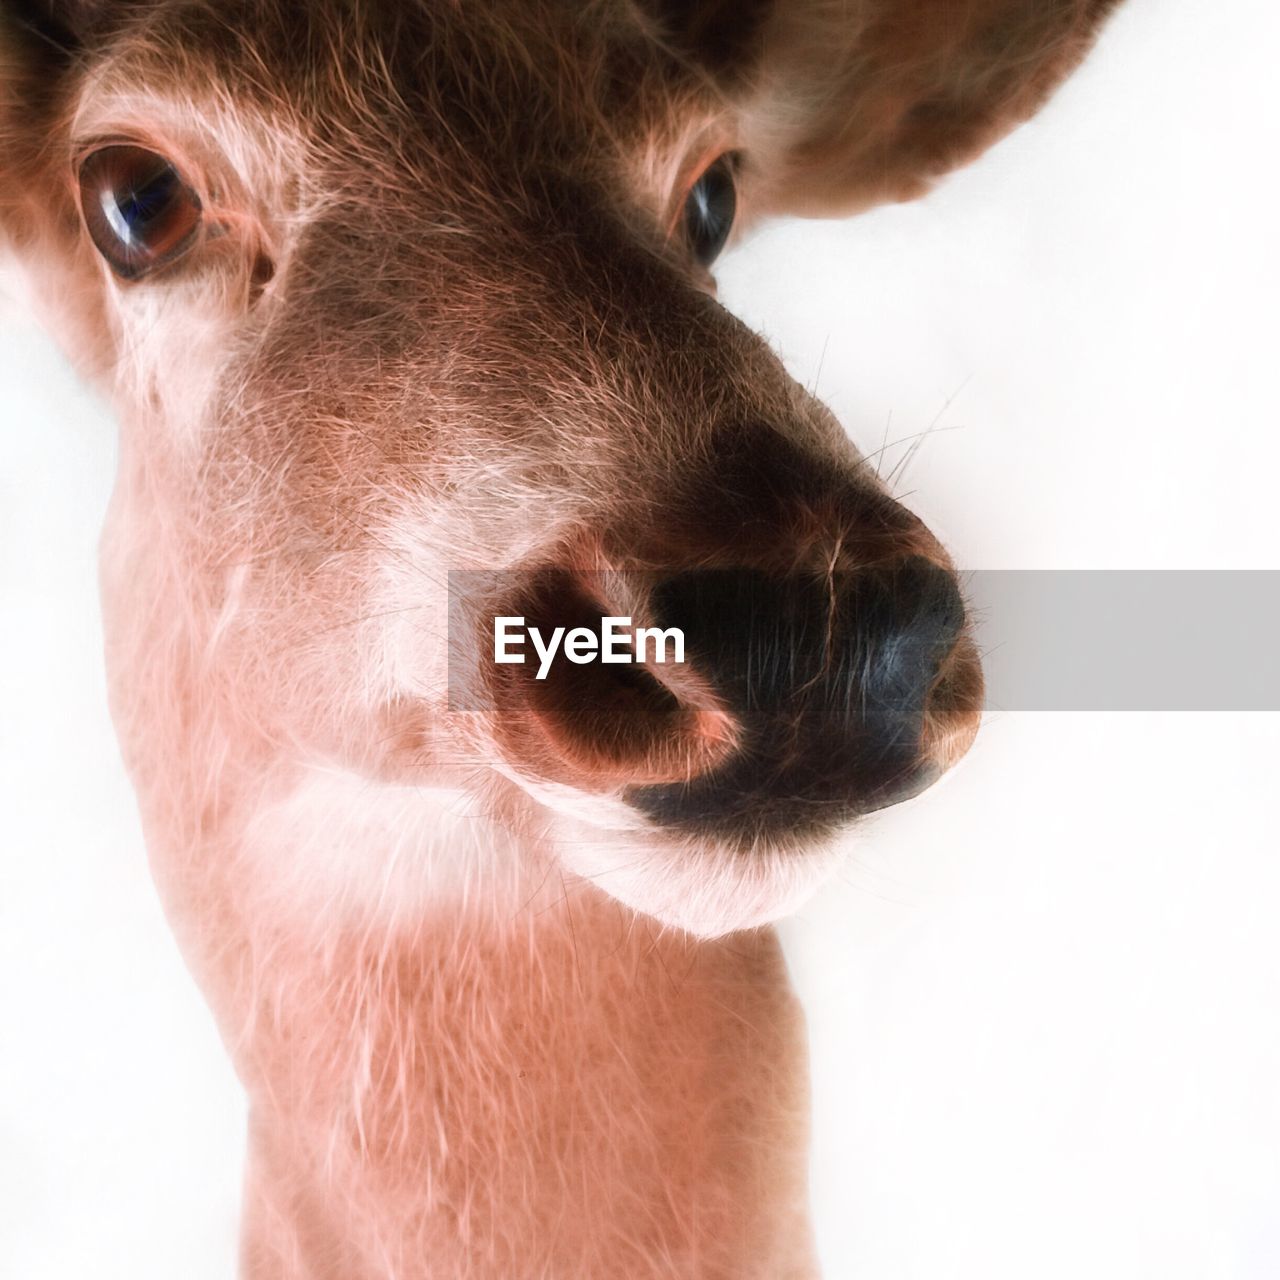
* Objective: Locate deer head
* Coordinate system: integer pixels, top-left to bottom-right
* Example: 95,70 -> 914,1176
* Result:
0,0 -> 1115,940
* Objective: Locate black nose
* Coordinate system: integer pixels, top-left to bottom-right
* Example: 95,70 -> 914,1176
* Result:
627,556 -> 966,842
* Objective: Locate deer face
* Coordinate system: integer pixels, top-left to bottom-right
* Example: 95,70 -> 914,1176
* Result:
0,0 -> 1114,935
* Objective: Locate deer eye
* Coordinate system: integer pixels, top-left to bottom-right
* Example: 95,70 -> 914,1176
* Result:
78,145 -> 202,280
682,154 -> 736,268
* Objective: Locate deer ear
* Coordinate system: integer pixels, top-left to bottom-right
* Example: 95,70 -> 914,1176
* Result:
732,0 -> 1121,216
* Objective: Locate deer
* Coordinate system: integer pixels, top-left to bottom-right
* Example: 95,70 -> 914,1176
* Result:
0,1 -> 1117,1275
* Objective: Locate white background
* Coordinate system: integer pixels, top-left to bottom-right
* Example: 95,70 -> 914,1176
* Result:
3,0 -> 1279,1275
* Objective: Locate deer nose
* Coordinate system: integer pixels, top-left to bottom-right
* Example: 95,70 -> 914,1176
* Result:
625,557 -> 977,841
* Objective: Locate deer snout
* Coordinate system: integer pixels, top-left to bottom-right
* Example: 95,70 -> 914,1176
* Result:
627,558 -> 981,843
483,467 -> 982,846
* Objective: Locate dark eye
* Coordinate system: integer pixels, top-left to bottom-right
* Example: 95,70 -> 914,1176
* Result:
682,154 -> 736,268
78,145 -> 202,280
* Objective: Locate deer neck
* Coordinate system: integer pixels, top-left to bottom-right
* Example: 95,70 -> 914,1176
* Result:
117,736 -> 817,1276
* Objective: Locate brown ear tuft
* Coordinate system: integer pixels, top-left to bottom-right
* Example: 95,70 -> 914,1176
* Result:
742,0 -> 1123,217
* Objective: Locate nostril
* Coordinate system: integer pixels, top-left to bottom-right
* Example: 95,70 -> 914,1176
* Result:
490,569 -> 736,789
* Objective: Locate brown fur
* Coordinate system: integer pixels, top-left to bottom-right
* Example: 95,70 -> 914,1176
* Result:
0,2 -> 1116,1274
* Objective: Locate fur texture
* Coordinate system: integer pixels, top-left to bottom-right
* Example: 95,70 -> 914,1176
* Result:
0,1 -> 1116,1274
